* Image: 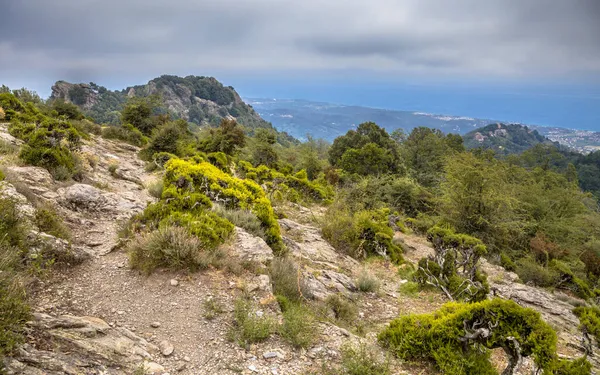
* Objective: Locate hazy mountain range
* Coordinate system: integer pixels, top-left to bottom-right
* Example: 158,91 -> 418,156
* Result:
247,98 -> 600,153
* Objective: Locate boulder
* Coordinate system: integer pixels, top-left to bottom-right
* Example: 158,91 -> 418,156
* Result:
0,181 -> 36,219
60,183 -> 107,210
233,227 -> 274,263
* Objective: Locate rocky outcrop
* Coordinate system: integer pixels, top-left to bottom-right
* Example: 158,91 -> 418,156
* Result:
279,218 -> 359,300
232,227 -> 274,263
3,313 -> 163,374
50,81 -> 98,110
58,183 -> 146,218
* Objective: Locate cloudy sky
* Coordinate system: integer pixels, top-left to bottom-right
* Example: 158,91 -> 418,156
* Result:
1,0 -> 599,99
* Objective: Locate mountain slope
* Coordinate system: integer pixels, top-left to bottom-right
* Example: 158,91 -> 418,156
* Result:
463,123 -> 557,154
50,75 -> 281,135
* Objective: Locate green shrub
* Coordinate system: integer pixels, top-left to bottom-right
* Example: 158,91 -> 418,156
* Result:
321,205 -> 403,263
398,281 -> 420,297
404,213 -> 437,234
146,180 -> 164,199
164,158 -> 284,253
414,226 -> 489,302
34,205 -> 71,240
339,342 -> 390,375
270,257 -> 311,302
108,162 -> 119,177
202,297 -> 225,320
0,169 -> 4,181
325,294 -> 357,323
229,297 -> 274,347
127,225 -> 225,275
573,305 -> 600,353
379,298 -> 574,375
207,152 -> 229,172
212,204 -> 266,240
0,198 -> 31,357
101,124 -> 147,146
500,252 -> 517,272
356,271 -> 380,293
142,120 -> 192,159
515,257 -> 558,287
280,302 -> 316,349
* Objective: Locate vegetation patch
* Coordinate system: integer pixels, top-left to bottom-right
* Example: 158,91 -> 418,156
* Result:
379,298 -> 589,375
229,297 -> 274,348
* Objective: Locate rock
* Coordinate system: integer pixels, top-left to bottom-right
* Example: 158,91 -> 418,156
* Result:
0,181 -> 36,219
258,274 -> 272,292
4,166 -> 54,186
263,350 -> 285,360
60,183 -> 107,210
159,340 -> 174,356
28,231 -> 92,265
233,227 -> 274,263
4,313 -> 161,374
170,279 -> 179,286
248,364 -> 258,372
143,361 -> 165,374
151,322 -> 161,328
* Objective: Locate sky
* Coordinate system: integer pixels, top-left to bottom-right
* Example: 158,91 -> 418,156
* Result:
1,0 -> 599,129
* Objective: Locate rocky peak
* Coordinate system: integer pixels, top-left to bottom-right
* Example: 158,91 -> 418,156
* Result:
50,80 -> 99,110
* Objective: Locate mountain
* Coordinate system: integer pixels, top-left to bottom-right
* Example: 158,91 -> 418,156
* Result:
463,123 -> 557,155
248,98 -> 600,153
50,75 -> 281,135
246,98 -> 496,141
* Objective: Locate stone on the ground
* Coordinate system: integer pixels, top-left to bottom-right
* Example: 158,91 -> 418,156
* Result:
170,279 -> 179,286
159,340 -> 174,356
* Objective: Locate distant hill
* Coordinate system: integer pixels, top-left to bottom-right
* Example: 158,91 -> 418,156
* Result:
50,75 -> 294,142
246,98 -> 494,141
463,123 -> 557,155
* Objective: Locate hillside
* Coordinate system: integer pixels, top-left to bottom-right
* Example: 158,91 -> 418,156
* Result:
51,76 -> 284,136
463,123 -> 557,154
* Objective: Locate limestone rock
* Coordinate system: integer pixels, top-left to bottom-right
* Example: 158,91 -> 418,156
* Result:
28,231 -> 92,265
4,166 -> 54,186
4,313 -> 160,374
233,227 -> 274,263
0,181 -> 36,219
60,183 -> 107,210
159,340 -> 174,356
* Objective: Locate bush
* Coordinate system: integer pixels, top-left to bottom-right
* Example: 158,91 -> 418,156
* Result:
142,120 -> 192,159
146,180 -> 164,199
414,226 -> 489,302
101,124 -> 147,146
500,252 -> 517,272
280,302 -> 316,349
229,297 -> 274,347
0,198 -> 31,357
573,306 -> 600,355
270,257 -> 311,302
322,205 -> 403,263
339,342 -> 390,375
164,158 -> 284,253
515,257 -> 558,287
212,204 -> 266,240
34,205 -> 71,240
108,162 -> 119,177
326,294 -> 357,323
127,225 -> 224,275
356,271 -> 380,293
378,298 -> 582,375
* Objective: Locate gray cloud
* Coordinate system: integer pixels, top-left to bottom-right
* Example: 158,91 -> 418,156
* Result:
0,0 -> 599,92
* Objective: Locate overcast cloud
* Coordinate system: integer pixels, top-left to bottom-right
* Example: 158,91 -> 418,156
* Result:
0,0 -> 599,92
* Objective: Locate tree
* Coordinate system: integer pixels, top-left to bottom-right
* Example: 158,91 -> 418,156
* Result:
339,143 -> 392,176
402,127 -> 459,187
198,118 -> 245,155
51,99 -> 85,120
328,122 -> 402,175
121,95 -> 164,135
144,119 -> 191,157
251,129 -> 278,167
414,226 -> 489,302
